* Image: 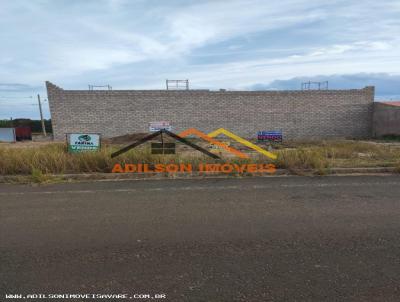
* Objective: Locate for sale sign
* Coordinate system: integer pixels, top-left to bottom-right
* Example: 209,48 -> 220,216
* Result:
67,133 -> 101,153
257,131 -> 283,142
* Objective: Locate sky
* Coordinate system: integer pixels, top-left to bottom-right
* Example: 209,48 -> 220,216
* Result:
0,0 -> 399,119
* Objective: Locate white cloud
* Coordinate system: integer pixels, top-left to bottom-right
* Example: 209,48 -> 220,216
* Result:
3,0 -> 400,118
0,0 -> 399,89
154,38 -> 400,89
54,47 -> 142,71
166,0 -> 327,53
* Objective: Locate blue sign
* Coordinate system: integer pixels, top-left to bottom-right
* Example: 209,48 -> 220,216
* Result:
257,131 -> 282,142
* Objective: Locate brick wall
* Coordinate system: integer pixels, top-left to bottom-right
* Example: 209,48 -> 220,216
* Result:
372,103 -> 400,137
46,81 -> 374,141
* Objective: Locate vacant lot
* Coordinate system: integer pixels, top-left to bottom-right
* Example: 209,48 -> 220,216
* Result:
1,139 -> 400,178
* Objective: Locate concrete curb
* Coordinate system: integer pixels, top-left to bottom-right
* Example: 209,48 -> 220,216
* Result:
0,167 -> 398,183
330,167 -> 397,174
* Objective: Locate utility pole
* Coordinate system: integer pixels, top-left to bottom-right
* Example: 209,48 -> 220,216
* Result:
37,94 -> 47,137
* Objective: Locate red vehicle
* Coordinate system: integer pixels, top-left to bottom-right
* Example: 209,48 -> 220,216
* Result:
15,127 -> 32,141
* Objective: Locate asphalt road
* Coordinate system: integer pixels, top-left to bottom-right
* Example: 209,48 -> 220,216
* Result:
1,175 -> 400,302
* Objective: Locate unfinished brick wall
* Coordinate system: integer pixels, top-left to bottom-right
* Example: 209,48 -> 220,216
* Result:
373,103 -> 400,137
46,81 -> 374,141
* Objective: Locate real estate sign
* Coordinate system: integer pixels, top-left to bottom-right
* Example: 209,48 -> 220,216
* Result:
149,121 -> 172,132
257,131 -> 283,143
67,133 -> 100,153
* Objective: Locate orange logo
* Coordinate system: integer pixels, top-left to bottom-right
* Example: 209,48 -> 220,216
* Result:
179,128 -> 277,159
111,127 -> 277,174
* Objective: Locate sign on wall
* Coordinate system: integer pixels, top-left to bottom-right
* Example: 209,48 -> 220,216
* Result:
67,133 -> 101,153
257,131 -> 283,143
0,128 -> 16,143
149,121 -> 172,132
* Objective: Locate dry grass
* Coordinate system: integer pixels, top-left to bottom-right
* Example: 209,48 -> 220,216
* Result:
274,140 -> 400,170
0,143 -> 215,175
396,163 -> 400,174
0,140 -> 400,177
275,148 -> 330,174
